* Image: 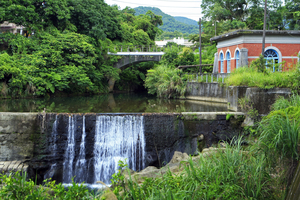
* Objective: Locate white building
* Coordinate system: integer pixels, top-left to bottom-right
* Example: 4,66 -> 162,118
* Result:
155,37 -> 193,47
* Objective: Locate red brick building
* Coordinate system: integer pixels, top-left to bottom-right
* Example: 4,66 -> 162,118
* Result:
210,30 -> 300,73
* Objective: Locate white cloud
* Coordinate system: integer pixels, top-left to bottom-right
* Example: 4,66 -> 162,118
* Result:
104,0 -> 202,21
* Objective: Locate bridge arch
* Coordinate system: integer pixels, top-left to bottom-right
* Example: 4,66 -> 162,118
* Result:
107,52 -> 164,92
108,52 -> 164,70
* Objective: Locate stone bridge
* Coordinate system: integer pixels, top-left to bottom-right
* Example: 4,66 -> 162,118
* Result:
108,52 -> 164,69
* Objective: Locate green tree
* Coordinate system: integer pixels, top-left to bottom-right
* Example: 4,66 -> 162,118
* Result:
68,0 -> 122,40
201,0 -> 248,22
0,0 -> 73,32
134,11 -> 163,41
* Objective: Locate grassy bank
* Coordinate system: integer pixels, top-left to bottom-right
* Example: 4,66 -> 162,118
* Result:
224,57 -> 300,91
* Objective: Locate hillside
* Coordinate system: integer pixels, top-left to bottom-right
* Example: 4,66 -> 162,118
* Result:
174,16 -> 198,26
134,6 -> 199,35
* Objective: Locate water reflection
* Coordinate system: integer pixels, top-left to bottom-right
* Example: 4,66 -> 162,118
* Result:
0,93 -> 230,113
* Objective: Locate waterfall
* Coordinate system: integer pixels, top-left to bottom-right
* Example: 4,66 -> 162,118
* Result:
50,115 -> 58,153
93,115 -> 145,184
63,115 -> 76,183
44,115 -> 58,180
74,115 -> 87,182
58,114 -> 145,185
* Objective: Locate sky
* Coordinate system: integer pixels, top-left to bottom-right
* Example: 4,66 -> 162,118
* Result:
104,0 -> 202,21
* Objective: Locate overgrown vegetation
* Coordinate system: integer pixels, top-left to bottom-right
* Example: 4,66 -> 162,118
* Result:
224,60 -> 300,91
144,44 -> 216,98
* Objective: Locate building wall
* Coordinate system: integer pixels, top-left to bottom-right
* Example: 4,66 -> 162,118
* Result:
216,35 -> 300,73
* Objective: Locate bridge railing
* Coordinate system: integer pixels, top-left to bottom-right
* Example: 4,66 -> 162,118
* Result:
187,73 -> 230,83
108,45 -> 171,52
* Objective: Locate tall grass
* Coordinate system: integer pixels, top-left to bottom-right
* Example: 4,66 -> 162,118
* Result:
225,67 -> 295,89
258,114 -> 300,162
115,138 -> 279,200
272,93 -> 300,111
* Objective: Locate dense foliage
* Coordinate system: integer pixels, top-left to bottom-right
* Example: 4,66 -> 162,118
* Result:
0,1 -> 163,98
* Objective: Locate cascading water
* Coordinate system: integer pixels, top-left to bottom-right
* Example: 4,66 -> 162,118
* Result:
93,115 -> 145,184
63,115 -> 76,183
44,115 -> 58,180
57,114 -> 145,185
74,116 -> 87,183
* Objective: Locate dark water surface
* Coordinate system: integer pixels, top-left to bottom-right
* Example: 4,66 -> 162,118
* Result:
0,93 -> 230,113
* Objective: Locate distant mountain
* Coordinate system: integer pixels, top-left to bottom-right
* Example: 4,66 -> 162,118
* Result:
174,17 -> 198,26
134,6 -> 199,35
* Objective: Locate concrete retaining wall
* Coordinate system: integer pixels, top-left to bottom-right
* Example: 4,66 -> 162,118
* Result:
186,82 -> 291,114
245,87 -> 291,114
186,82 -> 227,103
0,112 -> 40,161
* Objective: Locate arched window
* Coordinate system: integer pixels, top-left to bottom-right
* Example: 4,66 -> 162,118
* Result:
227,52 -> 231,73
220,53 -> 224,73
264,49 -> 279,72
235,50 -> 240,69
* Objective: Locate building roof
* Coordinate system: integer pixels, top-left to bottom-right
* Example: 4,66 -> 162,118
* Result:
210,30 -> 300,42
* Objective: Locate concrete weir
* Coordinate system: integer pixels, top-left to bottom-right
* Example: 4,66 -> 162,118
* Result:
0,111 -> 245,184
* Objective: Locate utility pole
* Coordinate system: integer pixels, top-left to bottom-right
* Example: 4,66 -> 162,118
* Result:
199,18 -> 202,74
261,0 -> 267,56
215,21 -> 217,36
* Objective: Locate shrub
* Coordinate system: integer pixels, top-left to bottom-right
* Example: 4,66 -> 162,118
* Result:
145,65 -> 186,98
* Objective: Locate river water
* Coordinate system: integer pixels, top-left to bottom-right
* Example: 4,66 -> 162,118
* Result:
0,93 -> 230,113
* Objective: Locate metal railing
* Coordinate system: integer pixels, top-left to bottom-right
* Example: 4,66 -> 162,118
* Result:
107,45 -> 171,53
187,73 -> 230,83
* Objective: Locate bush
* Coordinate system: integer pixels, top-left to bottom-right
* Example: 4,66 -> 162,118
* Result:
145,65 -> 186,98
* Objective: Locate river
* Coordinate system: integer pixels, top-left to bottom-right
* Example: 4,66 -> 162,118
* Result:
0,93 -> 230,113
